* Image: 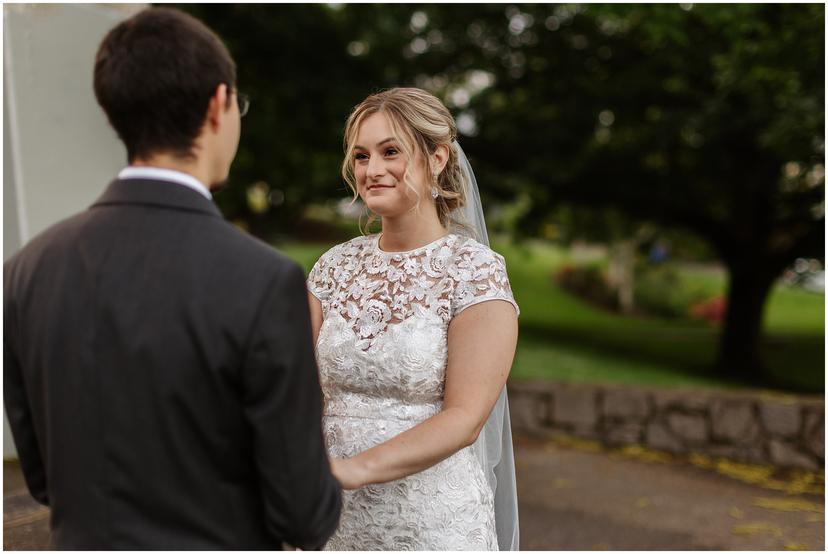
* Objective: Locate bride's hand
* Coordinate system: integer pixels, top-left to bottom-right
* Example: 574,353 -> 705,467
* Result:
329,456 -> 368,490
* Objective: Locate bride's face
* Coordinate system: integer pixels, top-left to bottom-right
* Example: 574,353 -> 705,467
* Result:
352,112 -> 428,217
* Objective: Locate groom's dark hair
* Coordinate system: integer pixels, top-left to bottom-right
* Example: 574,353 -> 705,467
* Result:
94,7 -> 236,162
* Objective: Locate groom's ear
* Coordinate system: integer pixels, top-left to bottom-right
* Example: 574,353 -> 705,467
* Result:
205,83 -> 230,132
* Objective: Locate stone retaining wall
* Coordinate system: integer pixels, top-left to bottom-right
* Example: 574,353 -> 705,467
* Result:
507,380 -> 824,470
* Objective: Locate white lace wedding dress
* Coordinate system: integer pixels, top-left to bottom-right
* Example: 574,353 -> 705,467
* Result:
307,233 -> 519,551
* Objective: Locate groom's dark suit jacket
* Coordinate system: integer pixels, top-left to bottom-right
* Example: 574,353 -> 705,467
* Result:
4,178 -> 341,550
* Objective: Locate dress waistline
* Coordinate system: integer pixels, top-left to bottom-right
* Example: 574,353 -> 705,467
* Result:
324,391 -> 442,422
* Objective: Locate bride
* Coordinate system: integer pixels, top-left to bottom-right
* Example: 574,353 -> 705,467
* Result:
307,87 -> 519,550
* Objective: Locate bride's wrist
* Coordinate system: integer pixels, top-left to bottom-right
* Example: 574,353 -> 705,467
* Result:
351,455 -> 373,488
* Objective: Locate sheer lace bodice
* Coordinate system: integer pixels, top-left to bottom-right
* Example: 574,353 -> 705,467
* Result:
309,233 -> 518,347
308,233 -> 518,551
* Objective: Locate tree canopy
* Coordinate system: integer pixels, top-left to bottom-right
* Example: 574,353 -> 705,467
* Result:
178,3 -> 824,380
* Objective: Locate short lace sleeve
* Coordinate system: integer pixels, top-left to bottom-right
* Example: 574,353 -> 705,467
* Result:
307,247 -> 335,305
450,242 -> 520,318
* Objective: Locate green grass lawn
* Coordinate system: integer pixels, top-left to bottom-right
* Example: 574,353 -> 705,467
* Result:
276,236 -> 824,394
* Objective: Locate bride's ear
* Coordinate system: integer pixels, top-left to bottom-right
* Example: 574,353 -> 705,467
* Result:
431,144 -> 450,176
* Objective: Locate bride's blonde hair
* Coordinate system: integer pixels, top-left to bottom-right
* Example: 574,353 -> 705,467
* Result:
341,87 -> 468,234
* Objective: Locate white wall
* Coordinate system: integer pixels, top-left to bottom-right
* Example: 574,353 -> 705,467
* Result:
4,3 -> 146,459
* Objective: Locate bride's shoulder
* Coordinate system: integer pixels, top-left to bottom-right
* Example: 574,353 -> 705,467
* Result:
313,234 -> 375,266
448,234 -> 507,264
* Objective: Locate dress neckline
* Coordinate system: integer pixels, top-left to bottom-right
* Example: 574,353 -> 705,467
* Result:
374,233 -> 453,255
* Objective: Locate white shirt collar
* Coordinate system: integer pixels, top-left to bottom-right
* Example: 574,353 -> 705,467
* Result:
118,166 -> 212,200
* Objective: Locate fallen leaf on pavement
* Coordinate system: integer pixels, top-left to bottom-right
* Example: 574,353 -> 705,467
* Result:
729,507 -> 744,519
731,522 -> 783,537
752,497 -> 824,513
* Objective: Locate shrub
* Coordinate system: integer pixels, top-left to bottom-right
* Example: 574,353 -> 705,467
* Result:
556,263 -> 618,310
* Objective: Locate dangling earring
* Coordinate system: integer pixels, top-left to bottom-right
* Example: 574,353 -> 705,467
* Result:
431,186 -> 439,199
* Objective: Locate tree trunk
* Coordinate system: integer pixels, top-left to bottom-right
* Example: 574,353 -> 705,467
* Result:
609,239 -> 636,314
717,262 -> 777,379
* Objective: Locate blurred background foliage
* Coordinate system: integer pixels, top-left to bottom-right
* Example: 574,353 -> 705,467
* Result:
175,3 -> 824,393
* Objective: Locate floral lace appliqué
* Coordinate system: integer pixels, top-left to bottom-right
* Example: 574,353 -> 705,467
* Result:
308,234 -> 518,351
307,233 -> 518,551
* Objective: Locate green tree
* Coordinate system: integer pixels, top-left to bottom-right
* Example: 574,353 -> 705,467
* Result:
177,3 -> 823,383
394,2 -> 824,381
176,4 -> 382,234
469,3 -> 825,380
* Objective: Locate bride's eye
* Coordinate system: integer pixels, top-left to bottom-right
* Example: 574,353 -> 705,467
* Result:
354,152 -> 368,161
385,148 -> 398,157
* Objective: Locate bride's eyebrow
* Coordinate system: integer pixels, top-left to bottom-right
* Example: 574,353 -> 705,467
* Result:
354,138 -> 396,150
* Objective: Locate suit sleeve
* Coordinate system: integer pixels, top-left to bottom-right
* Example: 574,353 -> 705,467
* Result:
4,264 -> 49,506
241,261 -> 341,550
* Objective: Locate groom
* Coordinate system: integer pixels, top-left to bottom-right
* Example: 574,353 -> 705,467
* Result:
4,7 -> 340,550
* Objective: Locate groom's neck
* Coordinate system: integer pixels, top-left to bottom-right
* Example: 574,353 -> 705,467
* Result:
130,152 -> 212,189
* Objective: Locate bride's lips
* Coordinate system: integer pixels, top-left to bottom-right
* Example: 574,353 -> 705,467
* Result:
366,184 -> 395,191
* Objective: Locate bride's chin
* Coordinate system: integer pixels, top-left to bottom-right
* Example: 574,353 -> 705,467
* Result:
363,198 -> 400,217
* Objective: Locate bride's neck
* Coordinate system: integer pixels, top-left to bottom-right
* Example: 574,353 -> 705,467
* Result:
379,211 -> 447,252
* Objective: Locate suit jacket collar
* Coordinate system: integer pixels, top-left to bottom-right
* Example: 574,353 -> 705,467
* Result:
91,178 -> 223,218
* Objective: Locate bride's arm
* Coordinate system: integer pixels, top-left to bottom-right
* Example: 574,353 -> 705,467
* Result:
330,299 -> 518,489
308,293 -> 324,346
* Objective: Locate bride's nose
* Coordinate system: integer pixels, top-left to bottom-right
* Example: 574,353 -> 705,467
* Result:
366,155 -> 386,179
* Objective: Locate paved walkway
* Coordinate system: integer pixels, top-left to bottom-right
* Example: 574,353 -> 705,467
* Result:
3,463 -> 50,550
514,434 -> 824,550
4,434 -> 824,550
